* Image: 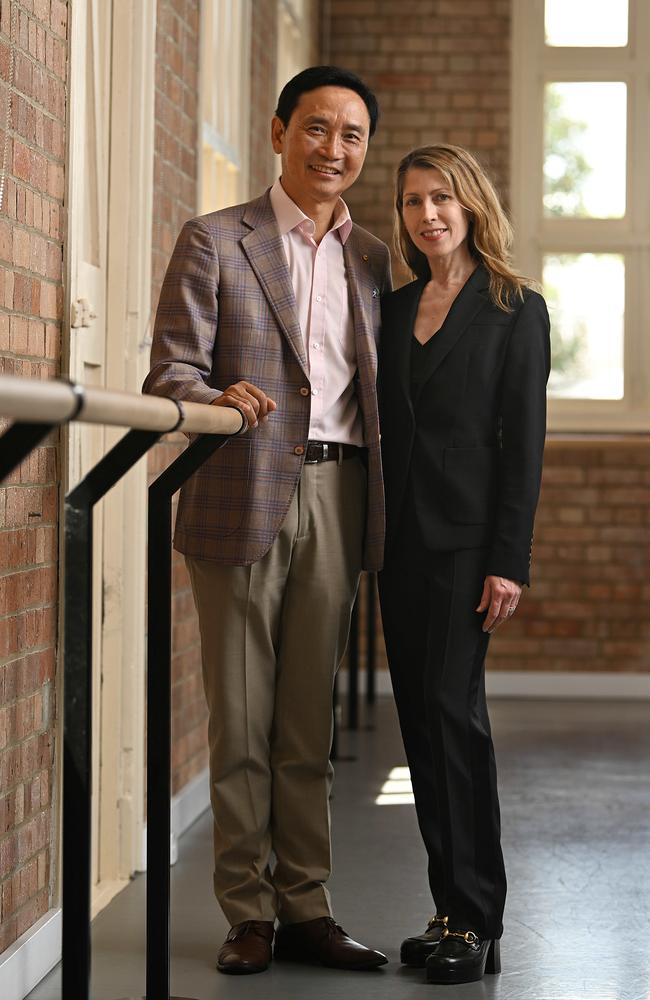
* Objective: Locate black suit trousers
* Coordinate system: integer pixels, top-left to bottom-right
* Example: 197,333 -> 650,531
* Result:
379,537 -> 507,938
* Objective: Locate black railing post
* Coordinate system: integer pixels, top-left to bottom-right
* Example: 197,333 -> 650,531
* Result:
331,675 -> 339,761
366,572 -> 377,707
145,431 -> 234,1000
347,590 -> 360,730
62,429 -> 162,1000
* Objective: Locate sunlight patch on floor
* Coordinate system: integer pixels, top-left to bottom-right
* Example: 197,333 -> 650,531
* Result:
375,765 -> 414,805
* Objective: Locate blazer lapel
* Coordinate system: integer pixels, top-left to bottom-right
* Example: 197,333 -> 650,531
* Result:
342,229 -> 380,369
397,279 -> 426,410
415,265 -> 490,396
240,193 -> 308,374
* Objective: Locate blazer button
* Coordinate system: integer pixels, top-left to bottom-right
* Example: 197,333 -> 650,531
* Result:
294,445 -> 305,456
299,386 -> 309,396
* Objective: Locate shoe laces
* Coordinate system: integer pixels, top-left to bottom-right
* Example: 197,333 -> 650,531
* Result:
228,920 -> 273,942
322,917 -> 346,940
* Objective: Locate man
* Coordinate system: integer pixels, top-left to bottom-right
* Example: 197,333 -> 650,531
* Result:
144,66 -> 391,975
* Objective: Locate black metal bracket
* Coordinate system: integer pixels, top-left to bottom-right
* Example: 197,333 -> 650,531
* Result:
0,421 -> 57,482
145,432 -> 232,1000
62,429 -> 162,1000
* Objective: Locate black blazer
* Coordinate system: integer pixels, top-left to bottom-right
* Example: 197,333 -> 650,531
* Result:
379,266 -> 551,585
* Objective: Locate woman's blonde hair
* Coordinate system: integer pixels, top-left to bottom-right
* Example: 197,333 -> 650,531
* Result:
394,144 -> 534,311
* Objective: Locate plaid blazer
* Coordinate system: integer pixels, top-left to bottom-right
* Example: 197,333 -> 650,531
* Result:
143,190 -> 392,569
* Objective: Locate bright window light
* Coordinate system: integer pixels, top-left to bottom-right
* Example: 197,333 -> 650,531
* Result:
543,82 -> 627,220
544,0 -> 628,47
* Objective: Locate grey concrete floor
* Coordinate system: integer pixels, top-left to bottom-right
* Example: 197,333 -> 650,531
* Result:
29,697 -> 650,1000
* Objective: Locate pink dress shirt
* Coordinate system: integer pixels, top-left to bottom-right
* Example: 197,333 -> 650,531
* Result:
269,178 -> 364,447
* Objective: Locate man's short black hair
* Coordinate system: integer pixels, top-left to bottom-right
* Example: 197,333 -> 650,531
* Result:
275,65 -> 379,138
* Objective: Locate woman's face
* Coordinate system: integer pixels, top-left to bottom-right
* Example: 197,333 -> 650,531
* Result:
400,166 -> 470,263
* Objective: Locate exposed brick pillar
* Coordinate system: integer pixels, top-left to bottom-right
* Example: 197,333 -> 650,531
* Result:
149,0 -> 205,794
0,0 -> 68,954
249,0 -> 278,196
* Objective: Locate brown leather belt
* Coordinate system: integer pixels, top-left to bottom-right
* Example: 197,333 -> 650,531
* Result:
304,440 -> 360,464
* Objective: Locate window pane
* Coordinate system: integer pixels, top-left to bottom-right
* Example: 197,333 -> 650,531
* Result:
544,254 -> 624,400
545,0 -> 628,47
543,83 -> 626,219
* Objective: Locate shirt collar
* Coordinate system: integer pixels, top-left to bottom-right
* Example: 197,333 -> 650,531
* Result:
270,178 -> 353,245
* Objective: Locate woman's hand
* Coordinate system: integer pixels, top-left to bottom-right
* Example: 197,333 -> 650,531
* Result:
476,575 -> 523,634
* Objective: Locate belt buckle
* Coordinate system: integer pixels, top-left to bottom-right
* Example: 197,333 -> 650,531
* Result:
304,441 -> 323,464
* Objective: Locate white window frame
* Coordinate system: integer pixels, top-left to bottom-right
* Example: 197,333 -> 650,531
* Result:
511,0 -> 650,432
275,0 -> 316,178
198,0 -> 252,213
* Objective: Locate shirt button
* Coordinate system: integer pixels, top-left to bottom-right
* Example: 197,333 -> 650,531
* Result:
299,387 -> 309,396
294,445 -> 304,456
312,343 -> 320,350
312,389 -> 319,396
316,295 -> 322,302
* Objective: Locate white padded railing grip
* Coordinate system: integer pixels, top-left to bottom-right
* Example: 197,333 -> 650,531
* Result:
0,375 -> 245,436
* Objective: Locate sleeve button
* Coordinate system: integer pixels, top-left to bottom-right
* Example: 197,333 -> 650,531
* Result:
294,445 -> 304,456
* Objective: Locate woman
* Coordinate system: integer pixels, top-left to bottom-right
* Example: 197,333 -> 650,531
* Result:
378,144 -> 550,986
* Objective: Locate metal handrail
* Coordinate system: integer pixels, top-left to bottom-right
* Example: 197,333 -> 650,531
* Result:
0,373 -> 245,436
0,373 -> 246,1000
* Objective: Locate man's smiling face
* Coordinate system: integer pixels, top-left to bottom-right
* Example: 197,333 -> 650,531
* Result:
271,86 -> 370,209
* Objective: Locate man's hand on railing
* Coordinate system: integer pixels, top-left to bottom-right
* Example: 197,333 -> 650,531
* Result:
213,381 -> 277,429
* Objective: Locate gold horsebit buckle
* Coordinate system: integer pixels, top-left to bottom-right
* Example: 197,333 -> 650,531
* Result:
442,928 -> 479,945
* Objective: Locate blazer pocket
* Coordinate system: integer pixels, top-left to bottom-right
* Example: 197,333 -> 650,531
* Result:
443,445 -> 498,524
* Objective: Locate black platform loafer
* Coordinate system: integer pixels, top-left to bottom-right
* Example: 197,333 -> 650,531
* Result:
400,914 -> 448,967
425,929 -> 501,985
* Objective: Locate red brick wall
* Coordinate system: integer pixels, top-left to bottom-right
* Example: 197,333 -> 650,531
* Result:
359,445 -> 650,681
0,0 -> 67,954
150,0 -> 204,795
326,0 -> 510,258
489,440 -> 650,673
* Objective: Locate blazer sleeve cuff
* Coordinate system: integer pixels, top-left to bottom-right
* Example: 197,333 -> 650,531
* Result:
485,546 -> 531,588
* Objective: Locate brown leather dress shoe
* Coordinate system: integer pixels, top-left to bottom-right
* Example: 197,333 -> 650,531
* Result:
274,916 -> 388,970
216,920 -> 275,974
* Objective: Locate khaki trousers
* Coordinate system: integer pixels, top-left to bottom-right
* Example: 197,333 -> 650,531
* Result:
186,456 -> 366,926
